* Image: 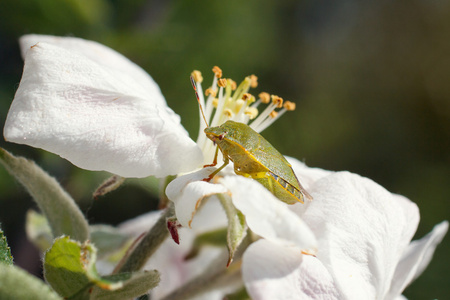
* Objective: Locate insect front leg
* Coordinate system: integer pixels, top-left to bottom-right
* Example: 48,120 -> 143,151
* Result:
203,146 -> 220,168
203,156 -> 229,182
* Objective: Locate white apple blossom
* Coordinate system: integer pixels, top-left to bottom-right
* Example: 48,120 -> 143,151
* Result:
3,35 -> 447,300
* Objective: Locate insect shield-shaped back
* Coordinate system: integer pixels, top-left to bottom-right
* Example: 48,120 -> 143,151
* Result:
204,120 -> 312,204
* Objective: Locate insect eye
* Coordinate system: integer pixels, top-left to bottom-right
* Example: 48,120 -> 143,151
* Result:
218,132 -> 227,140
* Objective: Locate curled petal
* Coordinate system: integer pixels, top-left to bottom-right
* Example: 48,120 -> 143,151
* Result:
220,175 -> 317,251
243,239 -> 341,300
4,40 -> 202,178
166,168 -> 228,228
387,221 -> 448,299
302,172 -> 420,299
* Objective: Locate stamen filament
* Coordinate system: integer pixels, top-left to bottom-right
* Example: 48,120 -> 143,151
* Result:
231,77 -> 251,102
255,108 -> 288,132
249,102 -> 278,131
191,67 -> 297,163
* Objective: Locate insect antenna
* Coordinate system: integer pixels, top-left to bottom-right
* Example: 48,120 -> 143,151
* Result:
190,75 -> 209,127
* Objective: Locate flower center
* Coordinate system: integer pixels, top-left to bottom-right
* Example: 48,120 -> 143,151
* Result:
191,66 -> 296,164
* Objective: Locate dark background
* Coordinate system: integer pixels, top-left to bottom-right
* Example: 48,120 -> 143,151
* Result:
0,0 -> 449,298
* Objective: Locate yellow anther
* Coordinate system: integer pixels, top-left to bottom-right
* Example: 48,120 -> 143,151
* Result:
259,92 -> 270,104
212,98 -> 219,108
284,101 -> 296,111
228,79 -> 237,90
242,93 -> 252,101
244,107 -> 258,119
191,70 -> 203,83
205,88 -> 217,97
269,111 -> 278,119
271,95 -> 283,108
249,74 -> 258,88
213,66 -> 223,78
224,108 -> 234,119
218,78 -> 227,87
235,99 -> 245,113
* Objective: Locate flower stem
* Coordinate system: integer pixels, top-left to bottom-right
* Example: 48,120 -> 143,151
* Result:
117,203 -> 175,273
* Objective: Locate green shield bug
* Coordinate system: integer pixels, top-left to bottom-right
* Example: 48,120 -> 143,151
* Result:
190,72 -> 312,204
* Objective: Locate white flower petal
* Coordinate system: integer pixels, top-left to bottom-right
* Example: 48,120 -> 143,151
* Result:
166,168 -> 228,228
386,221 -> 448,299
4,41 -> 202,177
301,171 -> 420,299
286,156 -> 332,190
220,175 -> 317,251
243,239 -> 341,300
19,34 -> 166,107
286,158 -> 334,216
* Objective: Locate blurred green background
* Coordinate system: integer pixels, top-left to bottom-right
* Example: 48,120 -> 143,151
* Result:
0,0 -> 448,298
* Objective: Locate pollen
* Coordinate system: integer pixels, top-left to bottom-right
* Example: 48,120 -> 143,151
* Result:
228,79 -> 237,90
249,75 -> 258,88
269,111 -> 278,119
242,93 -> 252,101
235,99 -> 245,113
259,92 -> 270,104
213,66 -> 223,78
223,108 -> 234,119
191,70 -> 203,83
192,66 -> 298,150
218,78 -> 227,88
212,97 -> 219,108
245,107 -> 258,119
284,101 -> 296,111
205,88 -> 217,97
271,95 -> 283,108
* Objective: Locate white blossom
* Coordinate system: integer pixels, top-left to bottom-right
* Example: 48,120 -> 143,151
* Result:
4,35 -> 447,300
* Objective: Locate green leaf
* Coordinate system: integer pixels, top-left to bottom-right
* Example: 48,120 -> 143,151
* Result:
0,264 -> 62,300
0,227 -> 13,265
44,236 -> 160,299
25,210 -> 53,252
218,194 -> 247,266
0,148 -> 89,242
44,236 -> 119,298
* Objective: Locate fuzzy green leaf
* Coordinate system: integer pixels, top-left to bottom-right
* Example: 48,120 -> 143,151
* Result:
45,236 -> 160,300
0,148 -> 89,241
0,228 -> 13,265
44,236 -> 120,298
218,194 -> 247,266
0,264 -> 62,300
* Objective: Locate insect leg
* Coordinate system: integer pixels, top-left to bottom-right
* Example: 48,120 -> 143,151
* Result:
203,146 -> 220,168
203,156 -> 229,182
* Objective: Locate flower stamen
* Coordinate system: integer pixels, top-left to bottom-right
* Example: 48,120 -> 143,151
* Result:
192,67 -> 297,162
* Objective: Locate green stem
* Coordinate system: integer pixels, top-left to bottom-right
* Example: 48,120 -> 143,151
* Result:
117,203 -> 174,273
